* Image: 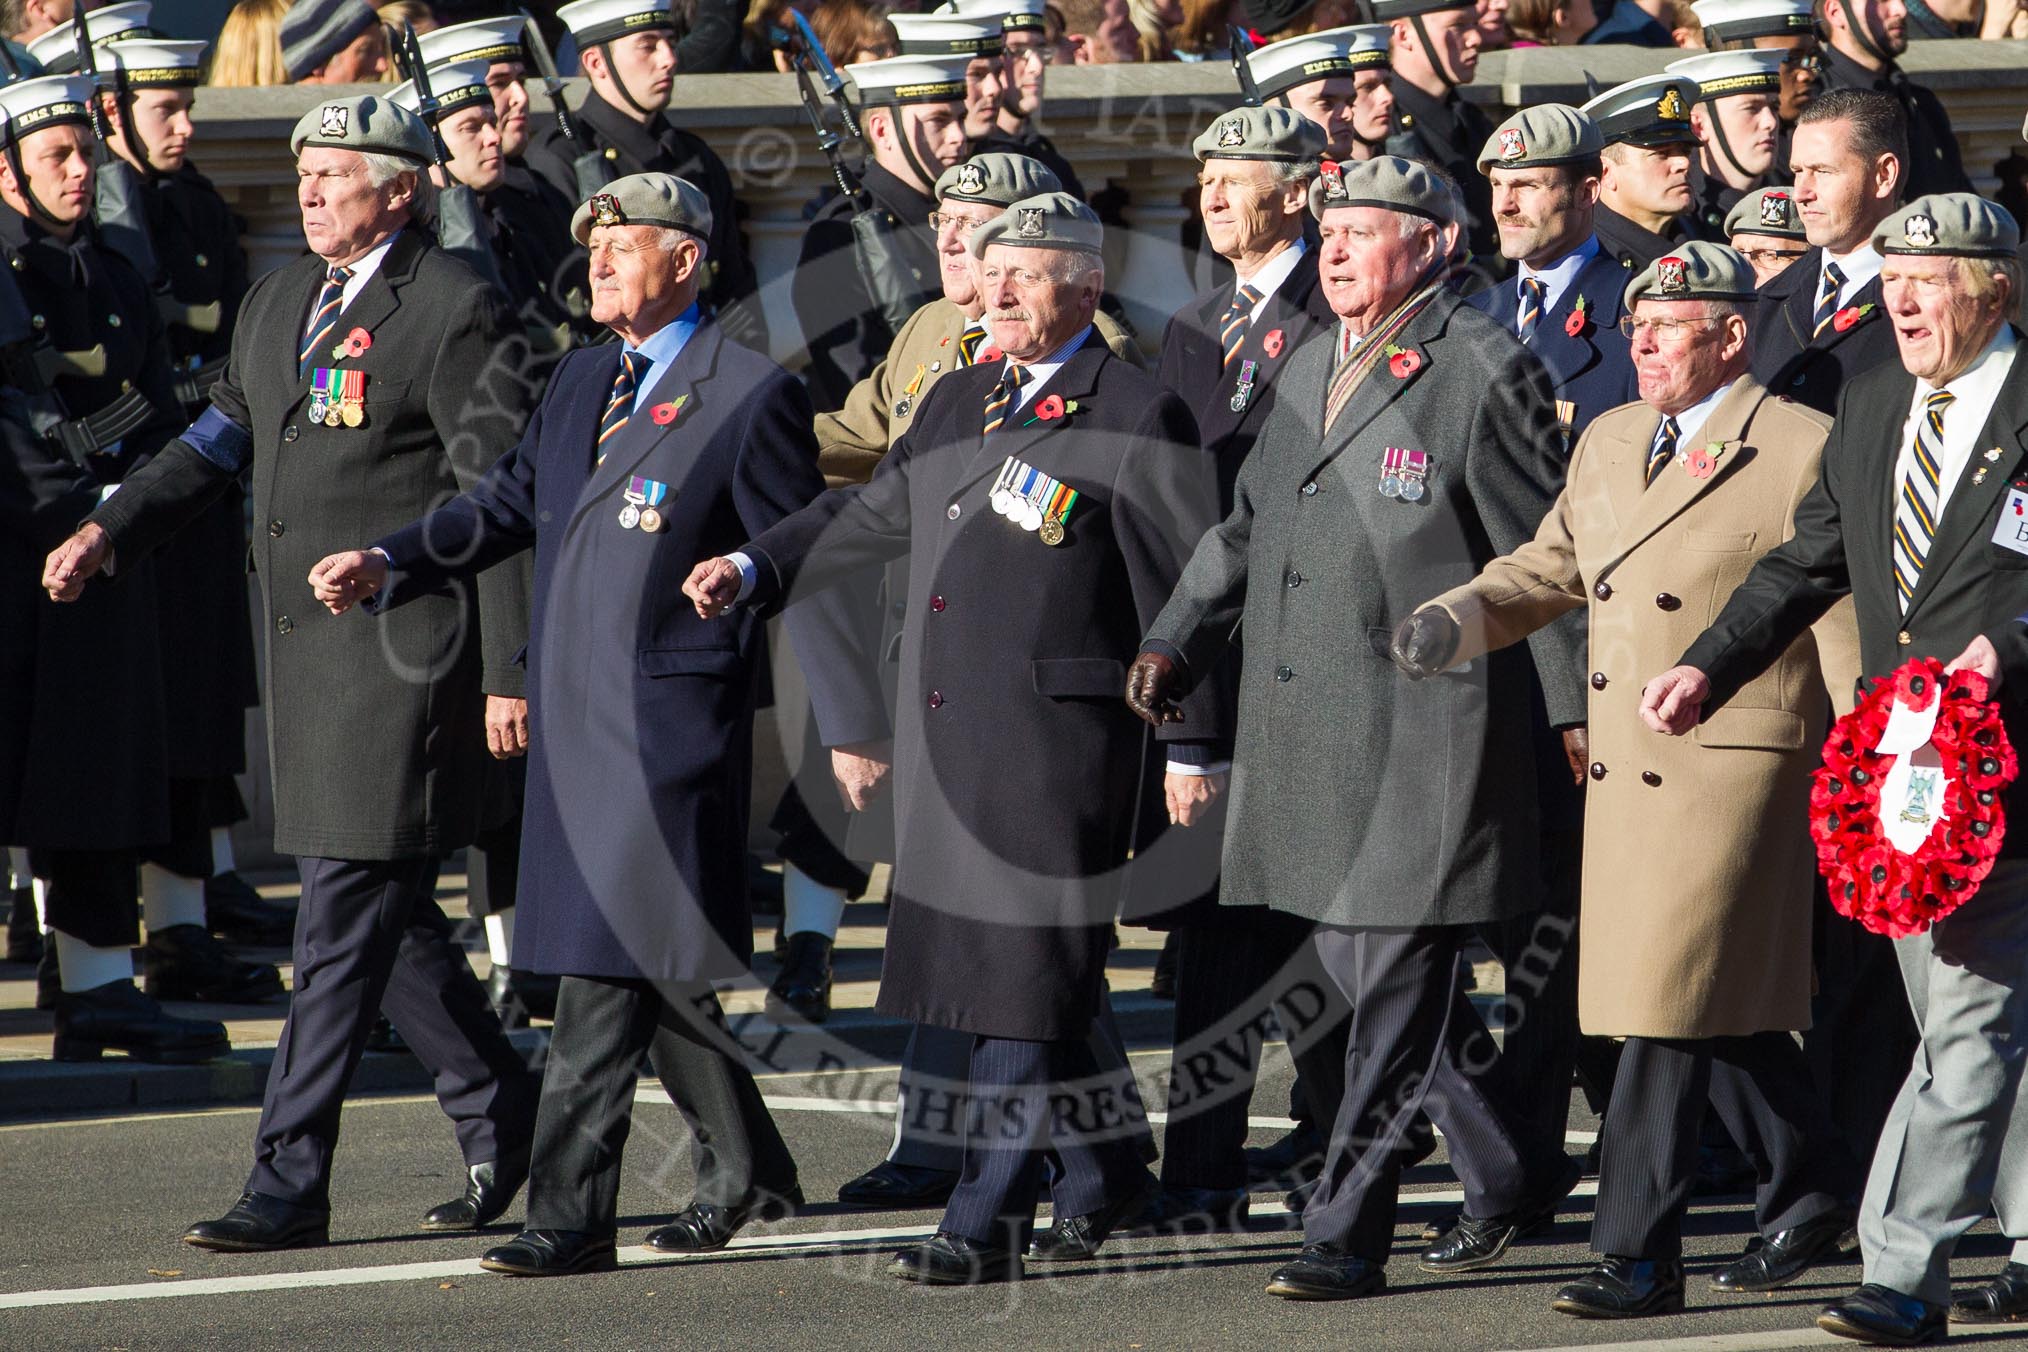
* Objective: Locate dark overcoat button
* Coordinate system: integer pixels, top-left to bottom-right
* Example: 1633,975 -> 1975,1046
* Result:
1594,581 -> 1612,600
1591,672 -> 1607,690
1641,771 -> 1662,786
1275,665 -> 1293,682
1655,593 -> 1681,611
1588,762 -> 1606,780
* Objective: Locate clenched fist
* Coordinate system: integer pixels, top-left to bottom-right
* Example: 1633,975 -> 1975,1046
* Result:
1639,666 -> 1712,736
1125,650 -> 1185,728
683,557 -> 744,618
1389,608 -> 1460,678
43,523 -> 111,601
308,550 -> 390,615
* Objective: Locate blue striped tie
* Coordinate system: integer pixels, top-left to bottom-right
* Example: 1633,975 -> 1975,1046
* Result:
983,364 -> 1022,433
1517,277 -> 1545,344
299,266 -> 351,378
1220,283 -> 1264,367
595,351 -> 645,465
1892,389 -> 1955,609
1646,415 -> 1679,487
1811,261 -> 1845,339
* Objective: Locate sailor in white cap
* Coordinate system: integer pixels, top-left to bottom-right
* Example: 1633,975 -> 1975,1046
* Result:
1667,49 -> 1787,238
22,0 -> 151,75
1240,23 -> 1394,163
892,11 -> 1008,143
1580,74 -> 1702,270
948,0 -> 1086,198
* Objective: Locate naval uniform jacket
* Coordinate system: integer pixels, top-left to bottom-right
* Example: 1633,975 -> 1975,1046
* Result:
1748,245 -> 1899,418
1592,204 -> 1695,274
0,209 -> 181,851
792,162 -> 942,413
740,332 -> 1226,1041
1819,45 -> 1971,202
370,320 -> 846,980
1142,289 -> 1585,930
88,228 -> 534,861
1386,80 -> 1495,264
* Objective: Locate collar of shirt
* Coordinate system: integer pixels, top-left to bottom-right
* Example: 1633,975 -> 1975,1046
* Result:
1235,238 -> 1308,325
1661,377 -> 1738,451
1901,325 -> 2021,525
1822,243 -> 1883,310
623,301 -> 704,400
1005,324 -> 1094,409
1519,235 -> 1601,321
334,231 -> 402,312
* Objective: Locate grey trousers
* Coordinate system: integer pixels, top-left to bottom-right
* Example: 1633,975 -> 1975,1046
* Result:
1860,862 -> 2028,1304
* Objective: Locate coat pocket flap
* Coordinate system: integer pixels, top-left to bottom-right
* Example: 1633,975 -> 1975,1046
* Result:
639,645 -> 741,678
1031,656 -> 1127,698
1681,528 -> 1757,553
1693,707 -> 1805,750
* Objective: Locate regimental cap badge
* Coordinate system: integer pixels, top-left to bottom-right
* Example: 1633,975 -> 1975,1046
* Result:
1654,86 -> 1686,121
590,193 -> 625,228
1903,212 -> 1937,249
1319,158 -> 1346,199
1759,190 -> 1790,227
1657,255 -> 1688,294
1016,206 -> 1044,238
1218,116 -> 1246,149
956,162 -> 986,195
1498,127 -> 1525,160
320,104 -> 349,138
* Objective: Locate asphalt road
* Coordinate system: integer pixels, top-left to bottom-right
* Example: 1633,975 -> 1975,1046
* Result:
2,1050 -> 2022,1352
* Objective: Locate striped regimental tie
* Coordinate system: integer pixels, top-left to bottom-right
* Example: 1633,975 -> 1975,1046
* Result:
958,325 -> 989,366
1220,283 -> 1265,367
595,350 -> 646,465
982,364 -> 1023,433
299,265 -> 352,378
1811,261 -> 1846,338
1646,415 -> 1679,487
1892,389 -> 1956,609
1516,277 -> 1546,344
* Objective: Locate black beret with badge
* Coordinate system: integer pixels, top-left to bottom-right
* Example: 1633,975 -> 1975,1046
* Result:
1579,74 -> 1699,149
570,171 -> 716,245
1309,154 -> 1455,223
1623,240 -> 1759,308
1476,103 -> 1603,176
969,191 -> 1104,257
1871,192 -> 2022,260
290,94 -> 436,165
1725,187 -> 1807,241
1193,105 -> 1328,166
936,153 -> 1063,207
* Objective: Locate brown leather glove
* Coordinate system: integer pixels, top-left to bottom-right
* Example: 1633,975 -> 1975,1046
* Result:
1561,726 -> 1590,786
1125,650 -> 1185,727
1389,608 -> 1460,678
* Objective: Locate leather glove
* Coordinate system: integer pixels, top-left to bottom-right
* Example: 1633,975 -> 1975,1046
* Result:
1389,608 -> 1460,679
1561,726 -> 1590,786
1125,650 -> 1185,727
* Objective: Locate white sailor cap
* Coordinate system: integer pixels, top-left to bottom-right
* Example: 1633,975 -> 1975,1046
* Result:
0,74 -> 96,151
100,37 -> 208,89
1665,49 -> 1786,102
1244,24 -> 1390,102
1690,0 -> 1815,42
938,0 -> 1049,34
416,15 -> 532,68
844,53 -> 972,107
388,59 -> 497,119
556,0 -> 677,48
889,12 -> 1006,57
26,1 -> 153,75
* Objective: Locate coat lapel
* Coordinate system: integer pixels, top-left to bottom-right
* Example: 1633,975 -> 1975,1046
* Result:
951,334 -> 1108,502
1904,345 -> 2028,619
575,321 -> 726,519
1298,291 -> 1450,486
1606,380 -> 1769,564
313,229 -> 424,389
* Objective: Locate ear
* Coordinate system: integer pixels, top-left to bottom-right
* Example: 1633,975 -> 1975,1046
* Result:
1389,16 -> 1415,46
1282,177 -> 1309,216
1068,34 -> 1094,63
1576,174 -> 1601,208
384,169 -> 418,212
1876,150 -> 1903,201
580,43 -> 607,80
865,105 -> 894,150
1688,104 -> 1712,143
99,93 -> 124,135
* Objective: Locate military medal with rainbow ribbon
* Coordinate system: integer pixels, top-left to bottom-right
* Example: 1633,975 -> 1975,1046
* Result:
989,455 -> 1079,545
308,367 -> 366,428
619,474 -> 669,532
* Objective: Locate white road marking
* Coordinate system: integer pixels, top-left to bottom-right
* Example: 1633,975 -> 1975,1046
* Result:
1508,1328 -> 2028,1352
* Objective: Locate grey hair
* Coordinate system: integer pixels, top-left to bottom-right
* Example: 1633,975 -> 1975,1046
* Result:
1272,159 -> 1316,186
1042,249 -> 1104,289
356,150 -> 436,221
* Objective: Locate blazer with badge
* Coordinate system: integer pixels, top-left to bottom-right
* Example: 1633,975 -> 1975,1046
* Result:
1142,288 -> 1585,931
1748,246 -> 1898,416
736,331 -> 1226,1042
87,228 -> 534,862
1684,327 -> 2028,861
1467,244 -> 1640,450
368,319 -> 845,981
1426,379 -> 1852,1039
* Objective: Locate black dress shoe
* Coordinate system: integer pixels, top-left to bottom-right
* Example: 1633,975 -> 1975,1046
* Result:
421,1156 -> 531,1230
203,872 -> 297,947
1028,1177 -> 1158,1261
1245,1120 -> 1322,1185
1712,1206 -> 1857,1293
889,1231 -> 1022,1285
183,1191 -> 329,1252
1264,1242 -> 1386,1300
54,980 -> 230,1064
1138,1184 -> 1251,1234
1149,932 -> 1178,1000
35,939 -> 59,1010
1418,1157 -> 1579,1274
6,885 -> 42,964
1818,1284 -> 1948,1345
766,932 -> 833,1023
1952,1262 -> 2028,1323
1551,1256 -> 1685,1318
837,1160 -> 957,1209
365,1016 -> 407,1053
479,1229 -> 618,1277
641,1186 -> 803,1253
143,923 -> 285,1004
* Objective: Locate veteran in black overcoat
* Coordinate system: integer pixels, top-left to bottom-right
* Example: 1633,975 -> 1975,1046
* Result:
688,192 -> 1223,1282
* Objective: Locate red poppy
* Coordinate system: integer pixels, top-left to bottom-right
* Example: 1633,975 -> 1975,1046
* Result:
1893,658 -> 1943,712
1564,295 -> 1589,338
1832,303 -> 1874,333
1263,329 -> 1285,358
1387,348 -> 1421,378
981,346 -> 1002,363
343,327 -> 372,358
1685,446 -> 1717,478
1034,394 -> 1067,421
651,396 -> 686,426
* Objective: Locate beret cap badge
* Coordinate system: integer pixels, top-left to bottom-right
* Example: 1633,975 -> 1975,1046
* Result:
1759,191 -> 1790,227
1218,117 -> 1246,148
1017,207 -> 1044,238
1904,213 -> 1937,248
1498,127 -> 1525,160
956,162 -> 985,194
319,104 -> 349,138
1657,256 -> 1689,294
1319,159 -> 1346,199
590,193 -> 625,228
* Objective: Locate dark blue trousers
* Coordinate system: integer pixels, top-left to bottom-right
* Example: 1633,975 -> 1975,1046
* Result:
246,855 -> 536,1207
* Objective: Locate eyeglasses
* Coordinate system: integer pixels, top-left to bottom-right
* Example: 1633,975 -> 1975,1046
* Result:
1618,316 -> 1724,340
1736,247 -> 1809,266
928,211 -> 997,233
1004,41 -> 1053,66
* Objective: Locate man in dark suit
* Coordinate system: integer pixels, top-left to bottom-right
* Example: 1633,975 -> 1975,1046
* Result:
1466,100 -> 1637,1178
1579,75 -> 1704,273
1378,0 -> 1494,266
1139,106 -> 1349,1234
1640,192 -> 2028,1347
1816,0 -> 1970,201
310,173 -> 837,1278
45,94 -> 538,1252
686,191 -> 1218,1283
1749,88 -> 1905,418
1127,156 -> 1583,1302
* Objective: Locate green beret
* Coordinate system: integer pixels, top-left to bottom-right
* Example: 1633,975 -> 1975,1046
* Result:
1478,104 -> 1603,175
1725,187 -> 1806,241
290,95 -> 435,166
1623,241 -> 1758,308
570,172 -> 715,246
936,153 -> 1063,208
1871,193 -> 2022,261
1309,155 -> 1453,223
968,191 -> 1104,257
1193,106 -> 1327,166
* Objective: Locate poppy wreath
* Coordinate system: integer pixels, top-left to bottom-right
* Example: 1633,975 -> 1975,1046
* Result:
1809,656 -> 2018,937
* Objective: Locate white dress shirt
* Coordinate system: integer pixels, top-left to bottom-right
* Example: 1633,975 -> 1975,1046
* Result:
1820,242 -> 1883,312
1235,238 -> 1307,325
1893,325 -> 2020,531
330,231 -> 402,314
1663,377 -> 1739,452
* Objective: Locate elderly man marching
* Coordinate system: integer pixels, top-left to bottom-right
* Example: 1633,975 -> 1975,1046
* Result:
1393,241 -> 1863,1319
1640,195 -> 2028,1346
684,192 -> 1222,1283
1126,157 -> 1583,1301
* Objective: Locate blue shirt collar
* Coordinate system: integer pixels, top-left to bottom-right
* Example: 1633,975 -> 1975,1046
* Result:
1518,235 -> 1600,314
623,301 -> 703,389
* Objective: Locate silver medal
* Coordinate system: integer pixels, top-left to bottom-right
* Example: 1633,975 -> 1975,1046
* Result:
1379,475 -> 1403,499
1399,478 -> 1425,503
618,503 -> 641,529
